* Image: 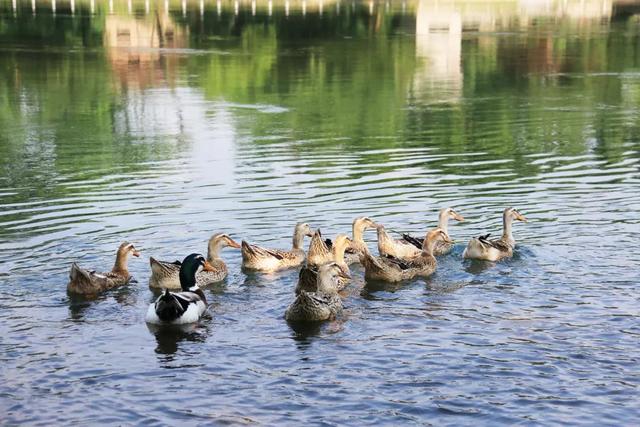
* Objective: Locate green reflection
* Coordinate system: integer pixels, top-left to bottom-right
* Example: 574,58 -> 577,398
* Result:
0,0 -> 639,208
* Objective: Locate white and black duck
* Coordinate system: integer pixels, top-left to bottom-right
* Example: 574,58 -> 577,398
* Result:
145,253 -> 214,325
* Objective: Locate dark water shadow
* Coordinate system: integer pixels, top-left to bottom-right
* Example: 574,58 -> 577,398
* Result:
67,292 -> 106,320
464,259 -> 497,274
146,322 -> 208,356
240,269 -> 286,287
361,278 -> 410,299
66,282 -> 138,320
287,320 -> 324,341
287,317 -> 347,347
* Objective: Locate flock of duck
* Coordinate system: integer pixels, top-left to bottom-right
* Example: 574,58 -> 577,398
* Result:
67,207 -> 528,325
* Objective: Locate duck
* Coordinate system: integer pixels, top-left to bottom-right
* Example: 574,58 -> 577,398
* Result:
296,234 -> 353,295
361,228 -> 452,283
378,207 -> 465,259
343,217 -> 378,265
285,263 -> 349,322
145,253 -> 214,325
149,233 -> 240,289
67,242 -> 140,295
241,222 -> 313,272
463,207 -> 527,261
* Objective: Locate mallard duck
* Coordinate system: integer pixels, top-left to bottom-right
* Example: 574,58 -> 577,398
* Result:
149,233 -> 240,289
145,253 -> 214,325
361,228 -> 451,282
285,263 -> 349,322
241,222 -> 313,272
67,242 -> 140,295
296,234 -> 352,295
379,207 -> 465,259
463,207 -> 527,261
343,216 -> 377,265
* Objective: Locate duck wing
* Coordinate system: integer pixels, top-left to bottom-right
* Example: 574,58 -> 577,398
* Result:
242,241 -> 285,260
382,254 -> 411,270
154,290 -> 203,322
401,233 -> 423,249
478,233 -> 512,252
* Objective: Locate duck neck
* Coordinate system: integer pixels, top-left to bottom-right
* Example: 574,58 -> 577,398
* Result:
179,266 -> 198,291
112,251 -> 129,276
353,223 -> 364,243
333,243 -> 347,264
438,210 -> 449,235
421,235 -> 437,257
292,230 -> 305,250
502,212 -> 515,244
207,240 -> 223,262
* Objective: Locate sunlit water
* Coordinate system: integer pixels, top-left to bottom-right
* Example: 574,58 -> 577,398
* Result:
1,0 -> 640,424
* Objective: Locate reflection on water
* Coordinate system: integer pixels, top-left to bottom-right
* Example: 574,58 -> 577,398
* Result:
1,0 -> 640,425
147,322 -> 207,355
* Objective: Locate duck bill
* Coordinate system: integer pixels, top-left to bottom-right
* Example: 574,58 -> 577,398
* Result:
518,214 -> 528,223
132,250 -> 141,257
203,260 -> 216,272
453,213 -> 465,222
338,269 -> 352,280
227,238 -> 241,249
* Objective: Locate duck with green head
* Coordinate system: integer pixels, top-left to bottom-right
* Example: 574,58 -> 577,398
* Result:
146,253 -> 215,325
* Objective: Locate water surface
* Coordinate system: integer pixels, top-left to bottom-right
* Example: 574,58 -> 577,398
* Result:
1,0 -> 639,424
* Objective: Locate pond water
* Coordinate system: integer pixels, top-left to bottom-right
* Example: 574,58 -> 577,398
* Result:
1,0 -> 639,424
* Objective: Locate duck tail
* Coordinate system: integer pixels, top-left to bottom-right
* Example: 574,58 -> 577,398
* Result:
241,240 -> 257,258
150,256 -> 180,274
296,266 -> 318,294
69,262 -> 90,282
359,250 -> 380,270
154,289 -> 184,322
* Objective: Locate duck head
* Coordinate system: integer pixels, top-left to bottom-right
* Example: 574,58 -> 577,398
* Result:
317,262 -> 351,293
423,227 -> 453,255
179,253 -> 215,291
207,233 -> 241,260
442,207 -> 464,222
352,217 -> 377,241
505,207 -> 528,223
292,222 -> 314,249
295,222 -> 314,238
